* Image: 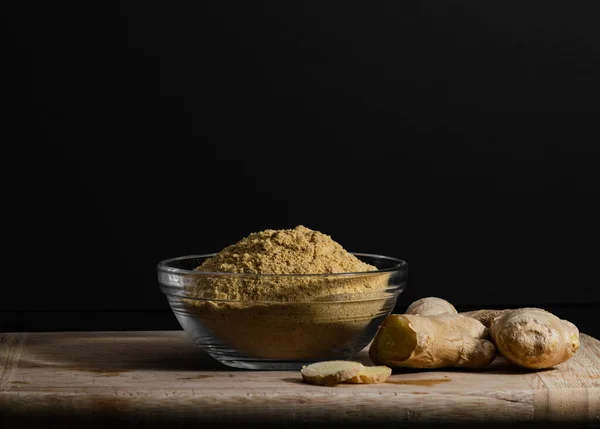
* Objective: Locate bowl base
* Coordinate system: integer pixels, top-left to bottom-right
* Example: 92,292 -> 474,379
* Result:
208,358 -> 314,370
173,310 -> 382,370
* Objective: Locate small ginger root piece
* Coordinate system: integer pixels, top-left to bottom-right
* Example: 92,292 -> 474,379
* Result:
461,309 -> 512,328
301,361 -> 364,386
489,308 -> 580,369
405,297 -> 458,316
369,314 -> 496,369
345,366 -> 392,384
462,307 -> 580,369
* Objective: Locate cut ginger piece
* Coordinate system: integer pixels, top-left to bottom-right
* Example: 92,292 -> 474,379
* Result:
369,314 -> 496,369
301,361 -> 364,386
344,366 -> 392,384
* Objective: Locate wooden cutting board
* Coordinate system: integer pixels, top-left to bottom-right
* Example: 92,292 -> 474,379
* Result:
1,331 -> 599,426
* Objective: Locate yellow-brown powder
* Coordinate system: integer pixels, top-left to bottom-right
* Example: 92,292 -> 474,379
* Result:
197,225 -> 376,275
182,226 -> 395,361
190,226 -> 379,302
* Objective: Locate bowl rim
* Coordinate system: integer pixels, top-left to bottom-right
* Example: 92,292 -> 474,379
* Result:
157,252 -> 407,278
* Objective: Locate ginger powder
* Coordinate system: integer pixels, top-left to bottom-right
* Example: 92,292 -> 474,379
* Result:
182,226 -> 394,360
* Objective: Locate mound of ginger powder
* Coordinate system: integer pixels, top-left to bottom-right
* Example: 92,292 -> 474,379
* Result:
183,226 -> 393,360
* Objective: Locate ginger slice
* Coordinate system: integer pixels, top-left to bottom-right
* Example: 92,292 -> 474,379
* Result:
344,366 -> 392,384
301,361 -> 364,386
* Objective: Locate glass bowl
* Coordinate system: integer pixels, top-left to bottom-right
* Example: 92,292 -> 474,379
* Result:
157,253 -> 407,370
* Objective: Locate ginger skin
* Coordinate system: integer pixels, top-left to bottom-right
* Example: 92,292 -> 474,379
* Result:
460,309 -> 512,328
489,308 -> 580,369
372,297 -> 580,371
369,313 -> 496,369
405,297 -> 458,316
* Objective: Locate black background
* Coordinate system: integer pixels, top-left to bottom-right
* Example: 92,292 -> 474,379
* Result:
3,2 -> 600,337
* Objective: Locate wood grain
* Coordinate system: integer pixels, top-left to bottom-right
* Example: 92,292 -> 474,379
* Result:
1,331 -> 599,425
0,333 -> 27,392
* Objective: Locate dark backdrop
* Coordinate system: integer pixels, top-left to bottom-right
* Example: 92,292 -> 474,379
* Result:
3,2 -> 600,336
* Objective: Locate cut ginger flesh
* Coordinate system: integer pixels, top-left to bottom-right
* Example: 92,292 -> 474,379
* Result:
345,366 -> 392,384
301,361 -> 392,386
301,361 -> 364,386
377,315 -> 417,363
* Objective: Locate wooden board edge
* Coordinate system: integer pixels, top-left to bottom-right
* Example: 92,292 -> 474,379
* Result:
0,333 -> 28,392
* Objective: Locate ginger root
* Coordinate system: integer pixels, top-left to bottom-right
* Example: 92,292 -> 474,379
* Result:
460,309 -> 512,328
405,297 -> 458,316
461,307 -> 580,369
369,313 -> 496,369
370,297 -> 580,371
489,308 -> 580,369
